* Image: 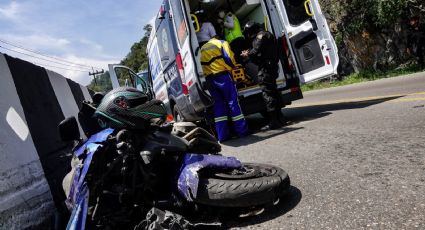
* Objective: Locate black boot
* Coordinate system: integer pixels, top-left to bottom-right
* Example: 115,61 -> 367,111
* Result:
261,111 -> 282,131
276,110 -> 287,125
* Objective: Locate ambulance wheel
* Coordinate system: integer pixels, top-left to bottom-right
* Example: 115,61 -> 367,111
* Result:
195,163 -> 290,207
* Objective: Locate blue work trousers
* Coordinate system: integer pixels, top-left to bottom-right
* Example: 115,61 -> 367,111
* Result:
207,73 -> 249,141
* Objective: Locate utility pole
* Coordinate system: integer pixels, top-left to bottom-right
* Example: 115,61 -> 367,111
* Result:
89,68 -> 105,84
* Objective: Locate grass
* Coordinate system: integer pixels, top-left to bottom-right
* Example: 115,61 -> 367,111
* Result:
301,65 -> 424,92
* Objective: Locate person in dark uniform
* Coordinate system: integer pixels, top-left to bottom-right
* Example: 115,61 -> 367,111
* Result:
241,21 -> 285,130
407,16 -> 425,68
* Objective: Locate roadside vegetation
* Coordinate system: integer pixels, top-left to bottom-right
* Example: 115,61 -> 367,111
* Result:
301,65 -> 424,92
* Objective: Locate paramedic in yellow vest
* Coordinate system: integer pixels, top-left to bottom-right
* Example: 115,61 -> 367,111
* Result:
217,8 -> 246,64
200,36 -> 249,142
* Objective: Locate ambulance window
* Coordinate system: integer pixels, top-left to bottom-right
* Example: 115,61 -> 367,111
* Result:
135,75 -> 148,92
114,68 -> 134,88
170,0 -> 188,47
157,26 -> 173,67
282,0 -> 311,26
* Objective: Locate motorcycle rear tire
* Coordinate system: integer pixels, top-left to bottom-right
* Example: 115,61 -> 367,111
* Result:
195,163 -> 290,207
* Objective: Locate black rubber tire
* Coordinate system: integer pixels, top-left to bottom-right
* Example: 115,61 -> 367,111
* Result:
195,163 -> 290,207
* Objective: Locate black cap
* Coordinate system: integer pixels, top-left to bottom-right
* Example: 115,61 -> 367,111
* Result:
244,21 -> 261,37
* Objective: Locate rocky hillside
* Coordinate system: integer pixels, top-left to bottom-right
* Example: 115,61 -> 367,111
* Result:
320,0 -> 424,75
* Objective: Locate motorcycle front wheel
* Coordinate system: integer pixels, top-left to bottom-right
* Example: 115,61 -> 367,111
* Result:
195,163 -> 290,207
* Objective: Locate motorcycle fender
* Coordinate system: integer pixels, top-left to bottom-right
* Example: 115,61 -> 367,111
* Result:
66,184 -> 89,230
177,154 -> 242,201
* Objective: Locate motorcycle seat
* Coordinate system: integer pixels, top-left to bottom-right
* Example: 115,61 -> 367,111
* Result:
143,130 -> 189,154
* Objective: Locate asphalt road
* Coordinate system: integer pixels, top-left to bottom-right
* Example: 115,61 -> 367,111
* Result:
221,72 -> 425,229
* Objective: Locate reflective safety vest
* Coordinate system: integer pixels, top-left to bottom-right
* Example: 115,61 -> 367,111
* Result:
200,38 -> 237,77
224,14 -> 244,43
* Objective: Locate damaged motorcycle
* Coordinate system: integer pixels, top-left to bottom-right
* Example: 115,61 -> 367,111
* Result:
60,87 -> 290,229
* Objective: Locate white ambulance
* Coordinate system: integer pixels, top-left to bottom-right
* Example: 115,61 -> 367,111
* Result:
110,0 -> 339,122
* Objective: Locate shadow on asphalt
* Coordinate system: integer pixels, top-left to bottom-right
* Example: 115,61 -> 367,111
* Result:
221,186 -> 302,229
221,126 -> 304,147
220,111 -> 330,147
284,96 -> 403,124
221,96 -> 402,147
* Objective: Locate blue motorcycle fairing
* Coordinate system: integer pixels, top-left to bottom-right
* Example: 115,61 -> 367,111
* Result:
66,183 -> 89,230
66,128 -> 114,230
65,128 -> 242,229
177,154 -> 242,201
66,143 -> 100,209
74,128 -> 114,157
66,143 -> 100,230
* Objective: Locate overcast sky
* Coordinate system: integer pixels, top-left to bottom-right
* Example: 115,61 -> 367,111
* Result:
0,0 -> 162,85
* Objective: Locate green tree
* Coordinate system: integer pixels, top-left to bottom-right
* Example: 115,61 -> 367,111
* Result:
87,71 -> 112,92
120,24 -> 152,72
87,24 -> 152,92
320,0 -> 424,73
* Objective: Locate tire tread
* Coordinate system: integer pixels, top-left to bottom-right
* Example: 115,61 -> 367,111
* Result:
194,163 -> 290,207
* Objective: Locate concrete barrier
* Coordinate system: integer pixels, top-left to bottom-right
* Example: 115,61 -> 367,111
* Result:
46,70 -> 86,138
0,53 -> 92,229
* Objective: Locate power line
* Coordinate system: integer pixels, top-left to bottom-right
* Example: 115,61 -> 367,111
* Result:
32,61 -> 90,73
0,38 -> 102,70
89,69 -> 105,77
89,69 -> 105,84
0,45 -> 90,73
0,44 -> 93,71
0,38 -> 100,70
0,45 -> 93,72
